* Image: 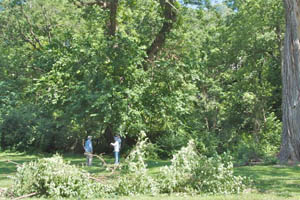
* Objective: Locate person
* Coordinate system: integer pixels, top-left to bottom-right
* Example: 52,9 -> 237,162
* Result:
116,135 -> 121,149
110,136 -> 120,164
84,136 -> 93,166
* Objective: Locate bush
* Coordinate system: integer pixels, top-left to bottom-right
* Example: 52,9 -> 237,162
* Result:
0,105 -> 76,152
0,106 -> 38,151
116,132 -> 159,195
233,140 -> 264,166
159,140 -> 249,194
8,154 -> 97,198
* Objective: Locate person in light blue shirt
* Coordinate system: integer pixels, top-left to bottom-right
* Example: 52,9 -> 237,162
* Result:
84,136 -> 93,166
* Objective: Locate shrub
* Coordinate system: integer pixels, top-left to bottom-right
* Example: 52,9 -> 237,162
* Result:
8,154 -> 97,198
0,105 -> 75,152
159,140 -> 249,194
233,140 -> 264,166
116,132 -> 159,195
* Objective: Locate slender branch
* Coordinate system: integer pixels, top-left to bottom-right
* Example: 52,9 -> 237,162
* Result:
13,192 -> 37,200
73,0 -> 109,9
19,31 -> 38,49
92,153 -> 108,166
41,6 -> 53,43
6,160 -> 20,166
108,163 -> 120,176
20,5 -> 43,49
15,19 -> 38,49
88,176 -> 102,182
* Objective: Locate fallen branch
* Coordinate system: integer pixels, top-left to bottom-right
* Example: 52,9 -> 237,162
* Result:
88,176 -> 102,182
109,164 -> 121,176
92,153 -> 108,167
12,192 -> 37,200
84,152 -> 120,175
6,160 -> 20,166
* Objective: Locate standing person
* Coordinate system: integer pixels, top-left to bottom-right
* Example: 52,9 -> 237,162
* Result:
84,136 -> 93,166
110,136 -> 120,164
116,135 -> 121,149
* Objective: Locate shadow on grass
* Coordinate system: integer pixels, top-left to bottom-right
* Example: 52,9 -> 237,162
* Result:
0,158 -> 41,175
235,165 -> 300,198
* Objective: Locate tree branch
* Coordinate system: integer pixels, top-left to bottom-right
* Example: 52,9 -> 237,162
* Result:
6,160 -> 20,166
15,20 -> 40,50
72,0 -> 118,36
145,0 -> 177,69
20,5 -> 43,49
74,0 -> 108,8
107,0 -> 118,36
41,6 -> 53,44
13,192 -> 37,200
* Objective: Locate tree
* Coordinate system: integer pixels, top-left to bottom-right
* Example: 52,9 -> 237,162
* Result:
279,0 -> 300,163
0,0 -> 196,152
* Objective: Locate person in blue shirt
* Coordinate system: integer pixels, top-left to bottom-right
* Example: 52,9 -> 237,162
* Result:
84,136 -> 93,166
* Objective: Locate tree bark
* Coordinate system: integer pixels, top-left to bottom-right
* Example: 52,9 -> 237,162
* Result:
279,0 -> 300,163
145,0 -> 177,65
107,0 -> 118,36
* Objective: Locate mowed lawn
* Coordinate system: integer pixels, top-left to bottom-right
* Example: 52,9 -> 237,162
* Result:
1,152 -> 300,200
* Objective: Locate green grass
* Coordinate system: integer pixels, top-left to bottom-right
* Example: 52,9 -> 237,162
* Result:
1,152 -> 300,200
234,165 -> 300,199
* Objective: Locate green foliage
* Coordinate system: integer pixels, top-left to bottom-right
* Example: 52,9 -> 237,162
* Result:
233,112 -> 282,165
0,0 -> 284,162
4,152 -> 300,200
8,154 -> 96,198
6,138 -> 248,197
1,105 -> 41,151
0,105 -> 73,152
159,140 -> 249,194
117,136 -> 249,195
117,132 -> 159,195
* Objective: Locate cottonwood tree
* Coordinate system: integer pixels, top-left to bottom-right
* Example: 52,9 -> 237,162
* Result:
279,0 -> 300,163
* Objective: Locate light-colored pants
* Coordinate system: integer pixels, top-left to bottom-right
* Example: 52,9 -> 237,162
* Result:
114,151 -> 120,164
85,152 -> 93,166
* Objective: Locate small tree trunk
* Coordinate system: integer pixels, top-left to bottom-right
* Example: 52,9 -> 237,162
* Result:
279,0 -> 300,163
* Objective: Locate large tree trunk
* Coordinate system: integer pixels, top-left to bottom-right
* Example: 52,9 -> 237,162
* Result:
279,0 -> 300,163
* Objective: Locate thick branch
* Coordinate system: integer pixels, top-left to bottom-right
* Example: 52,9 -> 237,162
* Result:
145,0 -> 177,67
107,0 -> 118,36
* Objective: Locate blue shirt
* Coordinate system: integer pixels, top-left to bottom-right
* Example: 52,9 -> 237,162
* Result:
84,139 -> 93,153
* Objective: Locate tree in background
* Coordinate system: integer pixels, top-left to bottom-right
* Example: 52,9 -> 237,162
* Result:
0,0 -> 285,161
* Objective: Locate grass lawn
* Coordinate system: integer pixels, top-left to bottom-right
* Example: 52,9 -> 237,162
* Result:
1,152 -> 300,200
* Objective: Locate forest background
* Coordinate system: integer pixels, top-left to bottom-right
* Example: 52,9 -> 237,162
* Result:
0,0 -> 284,165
